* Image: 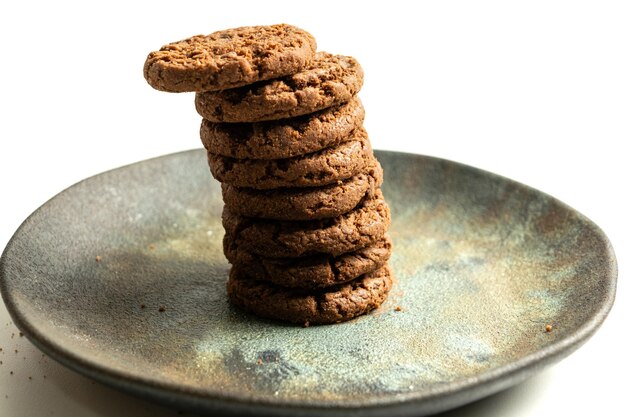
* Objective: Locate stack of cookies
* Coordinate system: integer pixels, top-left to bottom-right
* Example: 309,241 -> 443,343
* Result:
144,24 -> 393,325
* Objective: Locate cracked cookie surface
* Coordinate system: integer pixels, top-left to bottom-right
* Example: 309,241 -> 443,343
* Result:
225,234 -> 392,289
222,189 -> 390,258
207,127 -> 372,189
227,264 -> 392,325
221,160 -> 382,220
200,97 -> 365,160
195,52 -> 363,122
144,24 -> 316,92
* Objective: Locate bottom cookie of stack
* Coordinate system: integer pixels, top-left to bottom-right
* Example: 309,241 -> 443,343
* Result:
227,264 -> 393,325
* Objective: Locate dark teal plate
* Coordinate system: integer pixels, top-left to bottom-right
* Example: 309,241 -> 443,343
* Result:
0,150 -> 617,416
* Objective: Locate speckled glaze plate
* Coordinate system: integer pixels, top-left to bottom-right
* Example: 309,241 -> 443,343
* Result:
0,150 -> 617,416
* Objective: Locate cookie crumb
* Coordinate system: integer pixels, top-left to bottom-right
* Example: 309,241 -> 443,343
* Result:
148,244 -> 156,250
394,306 -> 402,312
95,255 -> 102,262
256,359 -> 263,365
545,324 -> 553,333
303,321 -> 310,328
158,306 -> 166,312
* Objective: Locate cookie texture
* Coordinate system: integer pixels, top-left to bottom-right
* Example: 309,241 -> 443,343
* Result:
227,264 -> 392,325
200,97 -> 365,160
207,127 -> 372,189
144,24 -> 316,93
221,160 -> 382,220
225,234 -> 392,289
222,189 -> 390,258
195,52 -> 364,122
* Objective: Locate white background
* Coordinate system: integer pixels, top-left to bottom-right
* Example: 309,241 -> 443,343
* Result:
0,1 -> 624,416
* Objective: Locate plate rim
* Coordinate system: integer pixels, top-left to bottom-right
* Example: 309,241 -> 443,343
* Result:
0,149 -> 618,415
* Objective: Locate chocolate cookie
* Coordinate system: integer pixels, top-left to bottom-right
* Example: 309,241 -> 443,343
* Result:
227,264 -> 393,325
221,160 -> 382,220
200,98 -> 365,160
195,52 -> 364,122
222,189 -> 390,258
225,235 -> 392,289
144,24 -> 316,93
207,127 -> 372,189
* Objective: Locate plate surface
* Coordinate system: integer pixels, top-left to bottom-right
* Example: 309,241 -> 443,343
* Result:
0,150 -> 616,416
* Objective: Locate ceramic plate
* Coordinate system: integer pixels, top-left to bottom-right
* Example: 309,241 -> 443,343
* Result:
0,150 -> 617,416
